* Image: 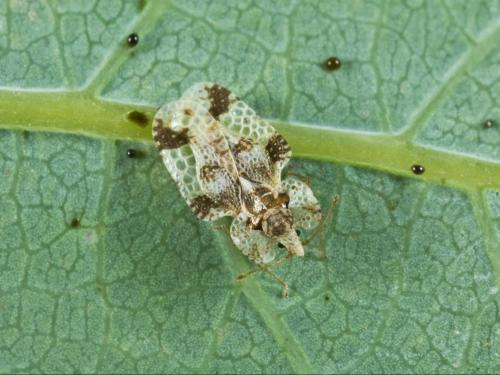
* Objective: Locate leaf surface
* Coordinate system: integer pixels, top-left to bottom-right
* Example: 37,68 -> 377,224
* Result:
0,0 -> 499,373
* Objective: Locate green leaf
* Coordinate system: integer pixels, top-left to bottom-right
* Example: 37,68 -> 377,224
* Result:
1,0 -> 499,373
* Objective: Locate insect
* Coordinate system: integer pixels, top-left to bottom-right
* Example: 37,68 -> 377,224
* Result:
152,82 -> 326,296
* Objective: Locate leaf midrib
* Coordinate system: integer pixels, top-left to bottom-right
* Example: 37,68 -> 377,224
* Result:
0,90 -> 499,192
214,230 -> 314,374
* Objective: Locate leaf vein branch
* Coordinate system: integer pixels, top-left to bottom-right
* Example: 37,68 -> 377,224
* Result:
83,1 -> 172,97
397,19 -> 500,140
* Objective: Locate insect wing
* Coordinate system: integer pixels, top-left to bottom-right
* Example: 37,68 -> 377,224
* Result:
281,177 -> 322,230
230,213 -> 277,264
153,97 -> 239,220
182,82 -> 291,188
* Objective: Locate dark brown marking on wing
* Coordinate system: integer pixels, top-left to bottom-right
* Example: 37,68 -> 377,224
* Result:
265,133 -> 290,163
198,164 -> 241,215
205,84 -> 235,119
184,108 -> 193,116
153,118 -> 190,150
231,137 -> 255,155
241,187 -> 263,216
207,120 -> 219,133
209,133 -> 229,155
190,195 -> 220,219
218,179 -> 241,214
200,165 -> 220,182
212,135 -> 224,144
232,138 -> 273,184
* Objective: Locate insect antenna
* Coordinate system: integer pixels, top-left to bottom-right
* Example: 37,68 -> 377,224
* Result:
262,268 -> 289,298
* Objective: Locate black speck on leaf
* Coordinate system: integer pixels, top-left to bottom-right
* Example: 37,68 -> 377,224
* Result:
127,33 -> 139,47
127,110 -> 148,127
324,56 -> 342,71
483,119 -> 494,129
126,149 -> 145,159
411,164 -> 425,175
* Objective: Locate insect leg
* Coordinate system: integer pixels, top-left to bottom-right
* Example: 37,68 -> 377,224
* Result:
261,267 -> 289,298
236,254 -> 293,297
236,254 -> 292,281
302,195 -> 340,258
236,267 -> 261,281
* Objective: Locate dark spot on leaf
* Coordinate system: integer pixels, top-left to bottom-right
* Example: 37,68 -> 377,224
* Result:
278,242 -> 285,248
126,149 -> 144,158
127,33 -> 139,47
138,0 -> 147,11
483,119 -> 494,129
296,229 -> 301,236
324,295 -> 330,301
70,218 -> 80,228
411,164 -> 425,175
126,110 -> 148,127
324,56 -> 342,71
387,201 -> 399,210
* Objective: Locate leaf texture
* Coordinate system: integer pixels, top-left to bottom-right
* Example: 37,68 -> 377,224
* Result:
0,0 -> 499,373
